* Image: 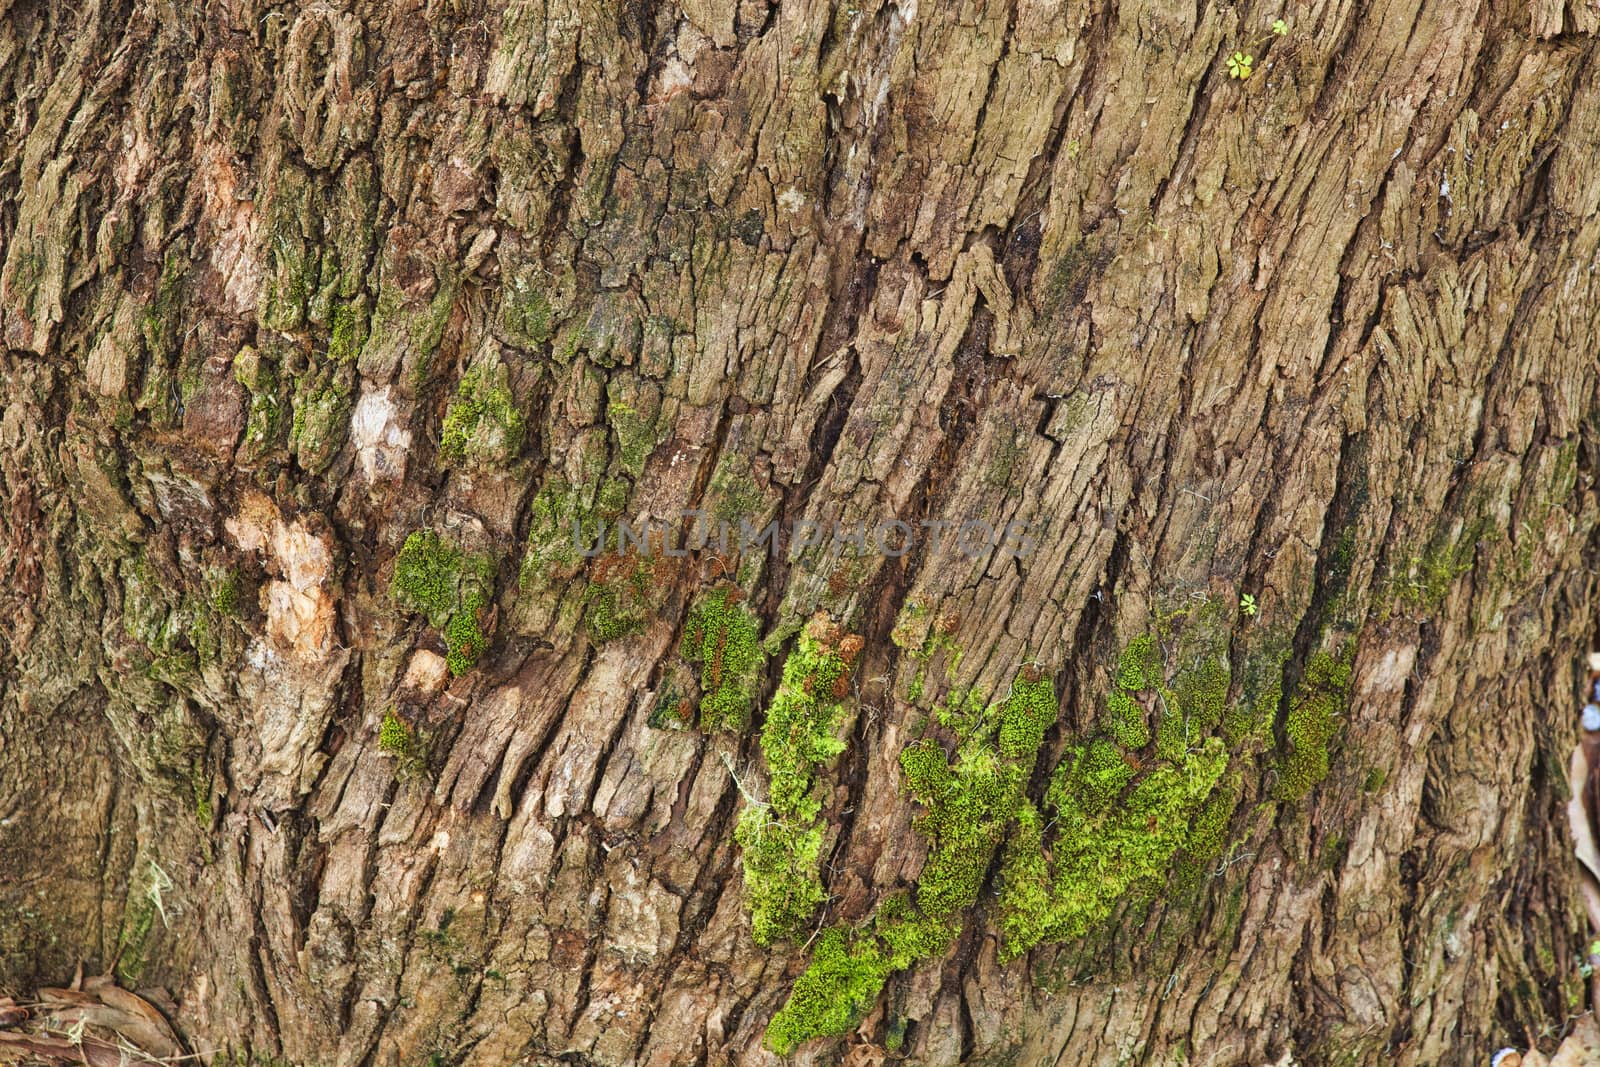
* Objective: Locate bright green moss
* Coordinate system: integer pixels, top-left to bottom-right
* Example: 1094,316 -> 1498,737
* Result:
1170,771 -> 1243,896
993,634 -> 1247,959
212,572 -> 241,617
380,708 -> 418,758
764,671 -> 1056,1052
1105,690 -> 1150,749
764,616 -> 1345,1053
999,737 -> 1227,957
758,623 -> 854,822
440,363 -> 526,467
444,591 -> 488,675
681,586 -> 764,731
764,928 -> 896,1056
1059,737 -> 1135,813
1154,704 -> 1186,763
998,674 -> 1057,759
390,530 -> 497,676
995,798 -> 1051,926
391,530 -> 462,626
1185,770 -> 1242,867
898,739 -> 952,799
733,809 -> 826,946
327,299 -> 367,363
737,617 -> 858,944
874,893 -> 957,961
1104,634 -> 1165,748
1176,656 -> 1230,733
765,895 -> 957,1054
1277,640 -> 1355,802
1115,634 -> 1157,690
379,708 -> 427,776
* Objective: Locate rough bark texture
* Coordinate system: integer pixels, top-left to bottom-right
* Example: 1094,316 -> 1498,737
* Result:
3,0 -> 1600,1063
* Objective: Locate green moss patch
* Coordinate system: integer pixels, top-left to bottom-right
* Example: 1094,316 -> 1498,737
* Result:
735,615 -> 860,946
995,634 -> 1235,958
390,529 -> 497,676
681,585 -> 764,730
327,298 -> 369,363
440,361 -> 526,467
583,580 -> 644,643
379,707 -> 428,777
764,903 -> 948,1057
763,670 -> 1055,1053
761,605 -> 1351,1054
605,387 -> 663,478
1276,640 -> 1355,802
999,737 -> 1228,956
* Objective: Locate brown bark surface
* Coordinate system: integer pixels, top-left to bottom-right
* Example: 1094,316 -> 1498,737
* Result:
3,0 -> 1600,1063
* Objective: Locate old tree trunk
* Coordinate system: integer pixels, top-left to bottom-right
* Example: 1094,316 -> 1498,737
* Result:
4,0 -> 1600,1062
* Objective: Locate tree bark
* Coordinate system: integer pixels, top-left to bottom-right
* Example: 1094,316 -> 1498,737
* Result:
2,0 -> 1599,1064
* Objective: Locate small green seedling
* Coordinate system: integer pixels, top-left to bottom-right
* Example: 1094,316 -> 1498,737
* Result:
1240,593 -> 1259,617
1226,16 -> 1289,79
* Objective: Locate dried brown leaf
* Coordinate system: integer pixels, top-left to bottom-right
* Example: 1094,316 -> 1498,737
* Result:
1549,1013 -> 1600,1067
1567,747 -> 1600,885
